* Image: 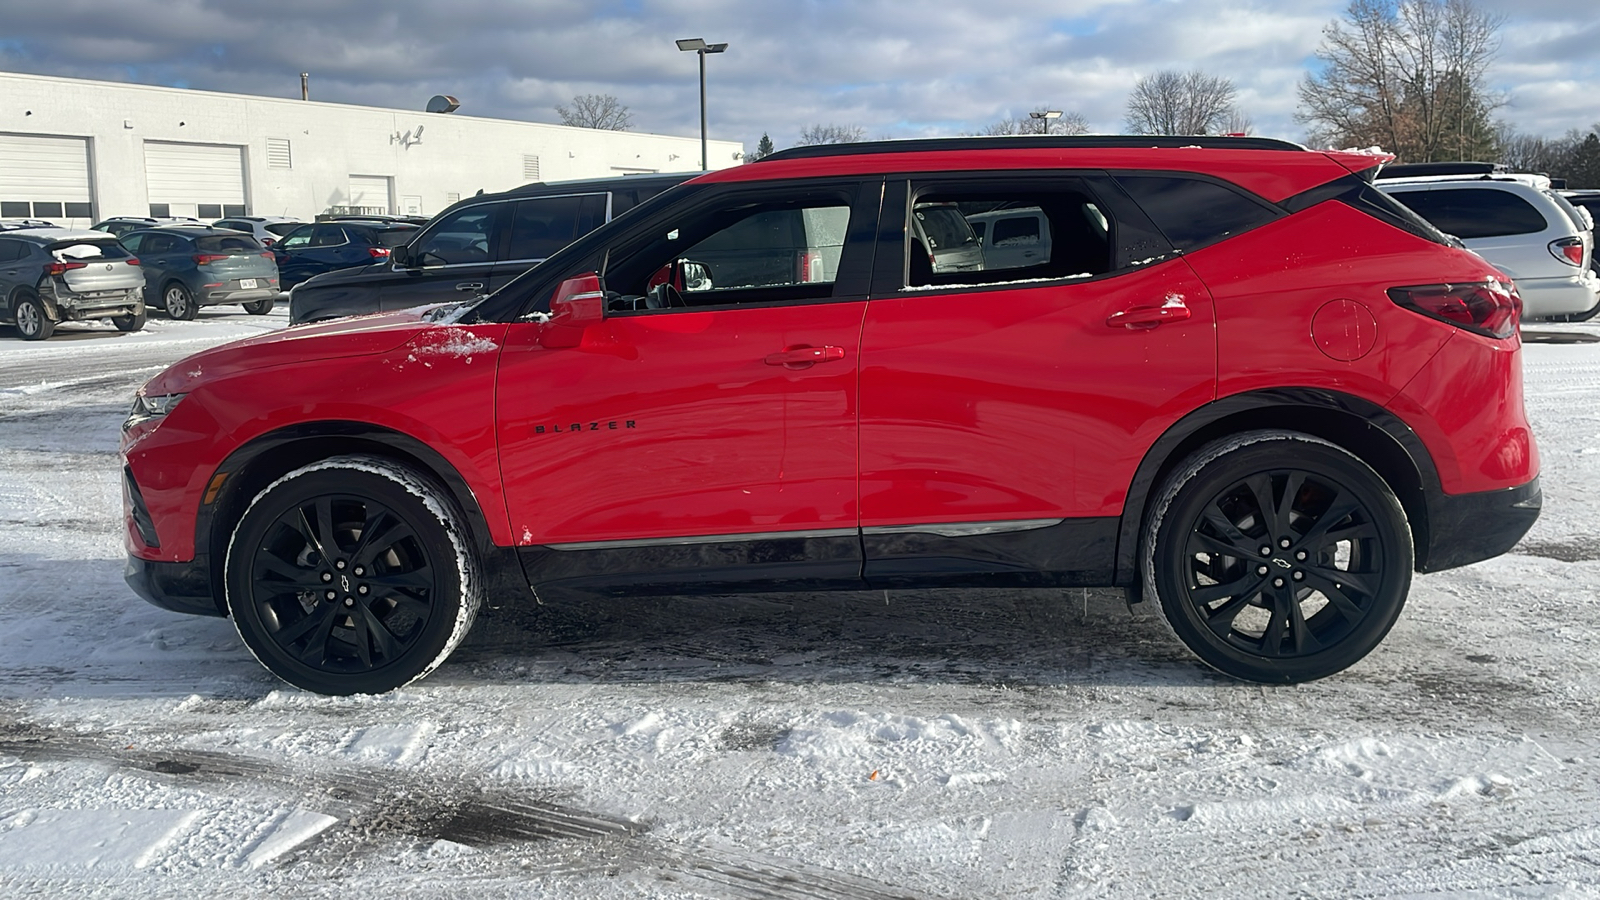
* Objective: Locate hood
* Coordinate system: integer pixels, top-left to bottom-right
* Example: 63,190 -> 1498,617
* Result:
142,308 -> 436,396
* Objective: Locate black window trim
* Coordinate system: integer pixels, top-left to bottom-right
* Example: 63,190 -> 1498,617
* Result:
1283,174 -> 1453,246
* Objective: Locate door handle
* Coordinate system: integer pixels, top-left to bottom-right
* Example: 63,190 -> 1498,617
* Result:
455,282 -> 485,292
1106,297 -> 1192,329
764,345 -> 846,368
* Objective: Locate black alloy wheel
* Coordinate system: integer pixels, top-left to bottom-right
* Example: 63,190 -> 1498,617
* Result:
1146,431 -> 1412,683
226,456 -> 480,694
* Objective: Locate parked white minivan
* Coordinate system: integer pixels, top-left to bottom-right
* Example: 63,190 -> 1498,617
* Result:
1378,173 -> 1599,321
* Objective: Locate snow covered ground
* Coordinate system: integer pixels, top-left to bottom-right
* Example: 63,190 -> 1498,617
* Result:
2,309 -> 1599,898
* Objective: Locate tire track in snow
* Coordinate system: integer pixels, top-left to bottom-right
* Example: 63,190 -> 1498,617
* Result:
0,726 -> 938,900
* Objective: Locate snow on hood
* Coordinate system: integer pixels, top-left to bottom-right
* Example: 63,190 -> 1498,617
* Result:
141,308 -> 439,396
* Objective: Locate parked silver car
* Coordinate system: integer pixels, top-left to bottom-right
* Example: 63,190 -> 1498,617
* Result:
0,228 -> 146,339
211,215 -> 304,247
1378,174 -> 1599,320
911,202 -> 984,277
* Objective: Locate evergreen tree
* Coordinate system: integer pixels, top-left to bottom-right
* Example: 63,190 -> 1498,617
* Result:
749,133 -> 775,162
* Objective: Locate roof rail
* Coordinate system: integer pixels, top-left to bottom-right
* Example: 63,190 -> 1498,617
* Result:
757,134 -> 1308,163
1375,161 -> 1506,180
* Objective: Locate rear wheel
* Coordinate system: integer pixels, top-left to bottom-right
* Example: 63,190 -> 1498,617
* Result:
14,293 -> 54,340
163,283 -> 197,320
242,296 -> 274,315
1143,431 -> 1413,683
113,310 -> 147,332
225,455 -> 482,695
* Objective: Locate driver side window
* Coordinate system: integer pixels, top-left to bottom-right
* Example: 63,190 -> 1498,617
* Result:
602,192 -> 855,313
411,205 -> 499,266
278,226 -> 312,249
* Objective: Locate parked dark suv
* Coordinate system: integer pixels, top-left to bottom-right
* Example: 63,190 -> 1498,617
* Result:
288,173 -> 692,324
123,136 -> 1540,695
272,220 -> 420,291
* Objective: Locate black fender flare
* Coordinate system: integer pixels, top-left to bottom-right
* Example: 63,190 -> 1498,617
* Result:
1114,388 -> 1441,591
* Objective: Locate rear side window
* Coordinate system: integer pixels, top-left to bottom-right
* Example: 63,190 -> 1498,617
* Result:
0,239 -> 25,262
1386,188 -> 1547,239
376,227 -> 418,248
196,234 -> 263,253
905,184 -> 1113,288
1115,175 -> 1279,252
506,193 -> 609,260
265,222 -> 301,237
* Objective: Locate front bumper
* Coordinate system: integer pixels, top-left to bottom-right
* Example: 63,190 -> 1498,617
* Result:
125,554 -> 224,617
1418,476 -> 1541,572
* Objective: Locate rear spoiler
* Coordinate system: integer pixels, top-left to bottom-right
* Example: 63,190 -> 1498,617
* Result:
1322,149 -> 1395,182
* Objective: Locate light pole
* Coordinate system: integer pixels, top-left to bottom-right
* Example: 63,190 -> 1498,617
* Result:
1029,110 -> 1063,135
676,37 -> 729,170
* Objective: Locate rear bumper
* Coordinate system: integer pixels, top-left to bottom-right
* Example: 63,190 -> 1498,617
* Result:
1518,272 -> 1600,320
49,287 -> 145,320
1418,476 -> 1541,572
202,286 -> 278,305
124,554 -> 223,617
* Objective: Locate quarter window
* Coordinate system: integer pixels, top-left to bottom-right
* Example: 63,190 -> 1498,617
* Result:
1386,188 -> 1547,239
0,239 -> 24,262
1115,175 -> 1279,252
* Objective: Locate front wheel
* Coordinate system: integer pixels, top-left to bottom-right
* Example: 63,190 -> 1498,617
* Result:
163,283 -> 197,320
14,294 -> 54,340
225,455 -> 482,694
1143,431 -> 1413,683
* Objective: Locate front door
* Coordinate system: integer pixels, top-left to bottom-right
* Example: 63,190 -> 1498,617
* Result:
495,179 -> 881,593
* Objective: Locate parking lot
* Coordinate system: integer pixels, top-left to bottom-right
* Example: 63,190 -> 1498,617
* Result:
1,309 -> 1599,898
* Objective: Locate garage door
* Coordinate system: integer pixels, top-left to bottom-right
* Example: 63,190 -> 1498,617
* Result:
144,141 -> 247,220
348,175 -> 392,215
0,133 -> 93,225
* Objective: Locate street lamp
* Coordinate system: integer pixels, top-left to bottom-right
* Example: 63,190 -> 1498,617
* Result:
1029,110 -> 1063,135
676,37 -> 729,170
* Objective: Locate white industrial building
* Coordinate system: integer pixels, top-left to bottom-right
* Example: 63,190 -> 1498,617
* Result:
0,71 -> 740,228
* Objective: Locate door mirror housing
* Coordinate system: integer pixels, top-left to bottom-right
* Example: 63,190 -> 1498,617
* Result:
390,243 -> 412,268
539,272 -> 605,348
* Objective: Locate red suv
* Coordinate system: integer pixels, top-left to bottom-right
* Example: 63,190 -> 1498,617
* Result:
121,136 -> 1540,694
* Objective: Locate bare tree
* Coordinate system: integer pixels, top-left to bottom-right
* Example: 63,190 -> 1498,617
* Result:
1297,0 -> 1502,161
555,94 -> 632,131
795,123 -> 866,146
1125,71 -> 1238,135
1221,107 -> 1255,136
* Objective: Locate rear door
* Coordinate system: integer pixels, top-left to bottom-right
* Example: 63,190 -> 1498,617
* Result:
856,174 -> 1213,586
496,178 -> 882,593
125,232 -> 186,299
0,238 -> 29,308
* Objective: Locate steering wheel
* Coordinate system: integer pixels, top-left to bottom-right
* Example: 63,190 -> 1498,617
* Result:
645,282 -> 684,309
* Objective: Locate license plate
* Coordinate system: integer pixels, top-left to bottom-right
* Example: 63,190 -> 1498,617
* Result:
239,279 -> 257,289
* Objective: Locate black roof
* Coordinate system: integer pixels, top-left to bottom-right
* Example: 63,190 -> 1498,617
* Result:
757,135 -> 1307,163
499,171 -> 696,200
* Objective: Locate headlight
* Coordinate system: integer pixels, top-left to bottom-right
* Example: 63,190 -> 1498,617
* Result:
124,392 -> 187,430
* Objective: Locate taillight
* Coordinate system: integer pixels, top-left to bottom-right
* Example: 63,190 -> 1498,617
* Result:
796,251 -> 824,282
45,261 -> 87,276
260,251 -> 274,260
1549,237 -> 1586,267
126,257 -> 140,266
262,238 -> 276,246
1388,281 -> 1521,339
193,253 -> 229,265
368,247 -> 391,259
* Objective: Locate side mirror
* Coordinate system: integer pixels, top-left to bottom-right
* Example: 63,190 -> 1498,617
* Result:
540,272 -> 605,348
678,260 -> 712,292
390,244 -> 412,268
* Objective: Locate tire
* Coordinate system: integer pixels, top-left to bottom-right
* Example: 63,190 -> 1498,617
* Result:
113,310 -> 147,332
242,296 -> 274,315
13,293 -> 54,341
224,455 -> 482,695
1142,430 -> 1413,683
163,283 -> 197,320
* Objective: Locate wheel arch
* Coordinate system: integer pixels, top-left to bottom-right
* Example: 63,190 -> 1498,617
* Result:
1115,388 -> 1440,592
195,421 -> 500,615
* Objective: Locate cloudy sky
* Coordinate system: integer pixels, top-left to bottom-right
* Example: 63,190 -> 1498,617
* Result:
0,0 -> 1593,153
